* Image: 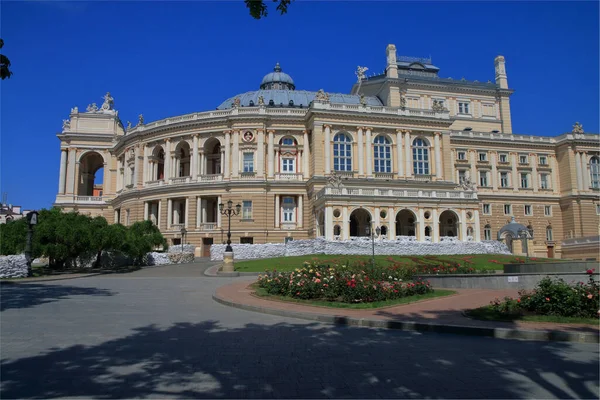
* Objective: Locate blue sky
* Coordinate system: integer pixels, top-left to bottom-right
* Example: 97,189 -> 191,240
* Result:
1,1 -> 599,210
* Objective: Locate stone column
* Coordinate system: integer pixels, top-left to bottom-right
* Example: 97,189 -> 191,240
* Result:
374,207 -> 380,239
550,155 -> 559,194
157,200 -> 162,229
275,194 -> 280,228
342,206 -> 349,240
144,202 -> 149,220
532,153 -> 539,192
164,139 -> 171,180
581,152 -> 589,191
58,149 -> 67,194
574,151 -> 583,191
460,209 -> 467,241
325,206 -> 334,240
196,196 -> 201,228
274,149 -> 279,173
201,199 -> 207,225
432,208 -> 439,243
324,125 -> 331,174
67,148 -> 77,194
224,130 -> 231,179
511,152 -> 518,191
142,146 -> 149,186
232,130 -> 239,178
388,207 -> 394,239
491,151 -> 498,190
474,210 -> 481,242
404,131 -> 412,177
267,130 -> 275,178
298,195 -> 303,228
366,127 -> 373,177
220,151 -> 224,174
135,146 -> 142,187
303,130 -> 310,179
184,197 -> 189,228
396,130 -> 404,177
434,132 -> 442,179
357,126 -> 364,176
192,134 -> 199,180
217,195 -> 222,228
167,199 -> 172,229
257,129 -> 265,177
418,208 -> 425,242
469,150 -> 477,186
103,161 -> 110,195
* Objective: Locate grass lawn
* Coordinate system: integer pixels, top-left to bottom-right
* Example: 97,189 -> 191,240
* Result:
235,254 -> 549,273
466,306 -> 600,325
251,283 -> 456,309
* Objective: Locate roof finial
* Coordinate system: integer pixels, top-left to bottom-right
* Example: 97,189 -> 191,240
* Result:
274,62 -> 281,72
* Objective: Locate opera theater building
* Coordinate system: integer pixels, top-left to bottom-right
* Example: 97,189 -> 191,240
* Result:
54,44 -> 599,259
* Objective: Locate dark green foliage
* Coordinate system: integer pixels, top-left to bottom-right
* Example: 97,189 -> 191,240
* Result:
0,38 -> 13,80
0,218 -> 28,255
122,220 -> 168,265
244,0 -> 293,19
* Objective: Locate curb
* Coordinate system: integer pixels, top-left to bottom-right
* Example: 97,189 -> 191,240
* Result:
204,264 -> 260,277
0,273 -> 105,284
212,293 -> 599,344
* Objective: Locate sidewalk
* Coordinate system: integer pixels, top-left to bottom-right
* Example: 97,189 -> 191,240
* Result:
214,281 -> 599,343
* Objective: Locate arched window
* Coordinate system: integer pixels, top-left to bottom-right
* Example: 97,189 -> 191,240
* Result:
373,135 -> 392,173
412,138 -> 430,175
380,225 -> 388,237
546,226 -> 553,241
484,224 -> 491,240
280,137 -> 297,173
333,225 -> 341,236
590,156 -> 600,189
333,133 -> 352,171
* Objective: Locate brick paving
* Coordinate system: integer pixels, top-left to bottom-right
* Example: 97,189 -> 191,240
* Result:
216,280 -> 600,334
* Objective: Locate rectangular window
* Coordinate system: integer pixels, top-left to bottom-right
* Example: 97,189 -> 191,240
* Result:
540,174 -> 549,189
546,228 -> 553,241
242,200 -> 252,219
500,172 -> 509,188
281,158 -> 295,173
538,156 -> 547,165
243,153 -> 254,172
407,97 -> 420,109
478,152 -> 488,162
484,228 -> 492,241
479,171 -> 488,187
504,204 -> 512,215
524,205 -> 532,216
482,204 -> 491,215
126,209 -> 130,226
520,173 -> 529,188
458,102 -> 470,114
457,151 -> 466,160
544,205 -> 552,216
458,170 -> 467,184
499,154 -> 508,163
519,155 -> 529,164
282,196 -> 296,223
596,204 -> 600,215
240,237 -> 254,244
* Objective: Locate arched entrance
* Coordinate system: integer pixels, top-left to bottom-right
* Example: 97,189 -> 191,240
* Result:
439,210 -> 459,238
150,146 -> 165,181
204,139 -> 221,175
316,211 -> 325,237
350,208 -> 371,237
174,141 -> 191,177
396,209 -> 417,237
78,151 -> 104,196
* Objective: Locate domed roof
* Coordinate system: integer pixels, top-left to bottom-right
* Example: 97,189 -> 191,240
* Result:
497,217 -> 532,240
260,63 -> 295,90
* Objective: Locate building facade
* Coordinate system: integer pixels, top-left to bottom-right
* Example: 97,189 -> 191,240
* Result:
54,44 -> 600,258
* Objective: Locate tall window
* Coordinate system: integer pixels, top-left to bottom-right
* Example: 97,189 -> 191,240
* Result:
546,226 -> 553,241
500,172 -> 509,188
243,152 -> 254,172
482,204 -> 491,215
282,196 -> 296,223
479,171 -> 489,187
242,201 -> 252,219
520,173 -> 529,188
412,138 -> 430,175
524,205 -> 532,216
458,170 -> 467,184
540,174 -> 549,189
590,157 -> 600,189
519,154 -> 529,164
538,155 -> 548,165
458,102 -> 470,114
333,133 -> 352,171
373,135 -> 392,173
457,151 -> 466,160
484,224 -> 492,241
478,152 -> 488,162
504,204 -> 512,215
499,154 -> 508,163
281,158 -> 295,173
544,205 -> 552,216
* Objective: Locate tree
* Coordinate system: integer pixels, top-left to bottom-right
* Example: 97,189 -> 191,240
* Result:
88,216 -> 127,268
0,39 -> 13,80
245,0 -> 293,19
0,218 -> 27,255
122,220 -> 168,265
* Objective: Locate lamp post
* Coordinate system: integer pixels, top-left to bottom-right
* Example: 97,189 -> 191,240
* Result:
25,211 -> 39,277
519,227 -> 533,262
366,222 -> 381,270
180,227 -> 187,253
218,199 -> 241,272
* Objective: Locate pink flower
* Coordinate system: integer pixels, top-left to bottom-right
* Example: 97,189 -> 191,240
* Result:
546,297 -> 550,302
587,294 -> 593,299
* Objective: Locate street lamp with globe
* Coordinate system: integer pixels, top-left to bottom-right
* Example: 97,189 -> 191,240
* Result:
218,200 -> 241,273
180,227 -> 187,253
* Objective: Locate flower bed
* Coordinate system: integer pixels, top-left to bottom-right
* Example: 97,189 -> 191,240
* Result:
470,269 -> 599,321
257,261 -> 433,303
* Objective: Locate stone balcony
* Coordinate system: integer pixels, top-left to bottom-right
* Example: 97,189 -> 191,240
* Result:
314,187 -> 477,201
275,173 -> 303,181
55,195 -> 107,205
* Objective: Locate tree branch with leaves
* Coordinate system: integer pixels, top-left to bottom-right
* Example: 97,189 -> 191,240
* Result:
0,39 -> 13,80
245,0 -> 293,19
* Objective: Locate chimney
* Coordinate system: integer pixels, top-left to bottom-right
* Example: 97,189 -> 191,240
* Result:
494,55 -> 508,89
386,44 -> 398,79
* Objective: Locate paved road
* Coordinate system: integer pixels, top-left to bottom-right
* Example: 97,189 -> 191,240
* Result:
1,261 -> 599,399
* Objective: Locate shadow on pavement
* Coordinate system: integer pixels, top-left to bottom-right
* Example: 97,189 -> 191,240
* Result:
0,284 -> 115,312
1,320 -> 598,399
